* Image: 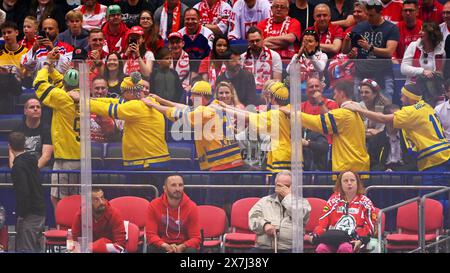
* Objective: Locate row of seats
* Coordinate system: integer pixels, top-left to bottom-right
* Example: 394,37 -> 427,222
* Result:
0,140 -> 197,170
34,195 -> 446,253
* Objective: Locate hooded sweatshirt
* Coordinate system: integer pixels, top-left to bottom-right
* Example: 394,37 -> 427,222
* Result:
146,193 -> 201,250
102,21 -> 129,54
57,28 -> 90,49
11,152 -> 45,217
72,201 -> 126,253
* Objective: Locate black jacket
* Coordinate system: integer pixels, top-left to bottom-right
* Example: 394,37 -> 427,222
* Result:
11,152 -> 45,217
303,129 -> 329,171
368,128 -> 417,171
216,69 -> 258,106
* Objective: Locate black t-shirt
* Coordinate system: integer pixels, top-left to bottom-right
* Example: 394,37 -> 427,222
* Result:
326,0 -> 354,22
120,0 -> 158,28
289,2 -> 315,33
14,121 -> 52,160
352,20 -> 400,76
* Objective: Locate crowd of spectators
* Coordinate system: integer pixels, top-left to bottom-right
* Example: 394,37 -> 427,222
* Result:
0,0 -> 449,173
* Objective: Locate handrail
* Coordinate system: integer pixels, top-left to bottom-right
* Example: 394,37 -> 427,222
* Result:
418,187 -> 450,253
366,185 -> 448,196
377,196 -> 421,253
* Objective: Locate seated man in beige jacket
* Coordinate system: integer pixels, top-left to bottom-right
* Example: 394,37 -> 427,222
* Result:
248,170 -> 311,253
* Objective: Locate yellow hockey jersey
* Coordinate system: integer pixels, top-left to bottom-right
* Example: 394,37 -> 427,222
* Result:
393,101 -> 450,171
33,67 -> 80,160
90,97 -> 170,168
166,100 -> 242,170
302,108 -> 370,174
0,44 -> 28,68
249,108 -> 291,173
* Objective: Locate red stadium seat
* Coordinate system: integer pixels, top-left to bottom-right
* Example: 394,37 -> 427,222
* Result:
222,197 -> 260,252
304,198 -> 327,251
385,198 -> 443,252
110,196 -> 150,253
44,195 -> 81,252
0,225 -> 8,252
198,205 -> 227,252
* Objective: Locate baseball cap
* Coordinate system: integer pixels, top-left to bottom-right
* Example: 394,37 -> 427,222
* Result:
107,5 -> 122,17
128,26 -> 144,36
168,32 -> 183,40
72,47 -> 88,60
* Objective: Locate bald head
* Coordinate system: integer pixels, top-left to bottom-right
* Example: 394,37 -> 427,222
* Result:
42,18 -> 59,41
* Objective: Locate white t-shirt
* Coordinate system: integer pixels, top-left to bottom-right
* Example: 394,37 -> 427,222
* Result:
123,50 -> 155,76
439,22 -> 450,43
435,100 -> 450,142
228,0 -> 271,40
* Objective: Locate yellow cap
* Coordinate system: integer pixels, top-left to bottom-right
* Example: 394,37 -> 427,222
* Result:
120,72 -> 144,93
191,81 -> 212,96
269,82 -> 289,100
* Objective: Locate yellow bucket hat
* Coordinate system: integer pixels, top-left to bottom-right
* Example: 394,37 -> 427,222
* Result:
269,82 -> 289,100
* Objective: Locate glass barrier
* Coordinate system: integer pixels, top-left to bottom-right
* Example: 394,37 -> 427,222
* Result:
0,55 -> 449,253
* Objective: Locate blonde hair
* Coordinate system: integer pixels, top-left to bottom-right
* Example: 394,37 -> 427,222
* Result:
65,10 -> 83,22
215,81 -> 242,107
24,16 -> 38,27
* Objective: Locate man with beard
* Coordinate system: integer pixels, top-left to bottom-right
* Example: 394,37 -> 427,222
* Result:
146,175 -> 201,253
72,188 -> 126,253
217,49 -> 257,106
22,18 -> 73,75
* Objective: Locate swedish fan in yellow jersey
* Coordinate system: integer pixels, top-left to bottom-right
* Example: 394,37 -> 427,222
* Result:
283,80 -> 370,175
0,21 -> 28,114
141,80 -> 244,207
89,72 -> 170,170
33,61 -> 81,210
344,83 -> 450,183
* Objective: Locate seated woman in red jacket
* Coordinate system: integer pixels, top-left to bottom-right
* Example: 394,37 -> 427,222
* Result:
306,171 -> 377,253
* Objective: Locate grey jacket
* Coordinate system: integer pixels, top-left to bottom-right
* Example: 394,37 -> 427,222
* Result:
248,194 -> 311,251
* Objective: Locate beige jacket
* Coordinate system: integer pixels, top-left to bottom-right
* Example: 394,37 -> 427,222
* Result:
248,194 -> 311,251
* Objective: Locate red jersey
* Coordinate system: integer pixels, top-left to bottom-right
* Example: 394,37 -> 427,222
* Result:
19,36 -> 36,50
307,23 -> 343,58
396,20 -> 423,59
313,193 -> 377,239
102,21 -> 129,54
381,0 -> 404,24
419,0 -> 444,24
257,16 -> 302,60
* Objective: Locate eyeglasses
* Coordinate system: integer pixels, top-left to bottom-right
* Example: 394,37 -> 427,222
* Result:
422,52 -> 428,65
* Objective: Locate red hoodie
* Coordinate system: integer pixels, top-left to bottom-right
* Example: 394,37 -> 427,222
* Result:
72,201 -> 126,252
101,21 -> 129,54
146,193 -> 201,250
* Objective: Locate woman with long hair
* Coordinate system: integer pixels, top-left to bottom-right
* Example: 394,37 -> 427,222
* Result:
198,34 -> 230,89
401,21 -> 446,106
29,0 -> 65,31
215,81 -> 245,110
306,171 -> 377,253
139,10 -> 164,54
102,52 -> 124,98
358,78 -> 390,139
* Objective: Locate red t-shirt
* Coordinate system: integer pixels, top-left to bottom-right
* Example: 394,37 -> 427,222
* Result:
381,0 -> 404,24
257,17 -> 302,60
419,0 -> 444,25
307,23 -> 343,58
395,20 -> 423,59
